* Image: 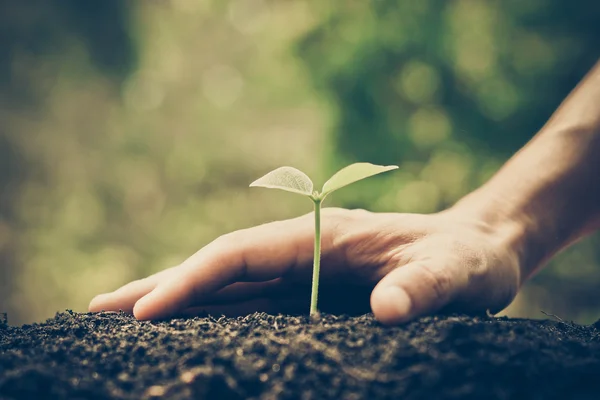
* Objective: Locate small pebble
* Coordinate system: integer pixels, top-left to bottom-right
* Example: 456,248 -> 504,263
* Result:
180,371 -> 195,384
146,385 -> 166,397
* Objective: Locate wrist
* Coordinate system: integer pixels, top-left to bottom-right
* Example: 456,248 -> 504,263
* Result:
445,125 -> 600,282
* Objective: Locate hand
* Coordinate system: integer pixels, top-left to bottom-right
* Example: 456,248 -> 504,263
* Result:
88,208 -> 521,325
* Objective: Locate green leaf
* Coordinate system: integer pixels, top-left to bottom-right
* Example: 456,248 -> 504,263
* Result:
250,166 -> 314,196
321,162 -> 398,196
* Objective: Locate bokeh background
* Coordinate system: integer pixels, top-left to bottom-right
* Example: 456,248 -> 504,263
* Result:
1,0 -> 600,326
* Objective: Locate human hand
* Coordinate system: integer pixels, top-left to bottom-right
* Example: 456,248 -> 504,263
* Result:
88,208 -> 521,325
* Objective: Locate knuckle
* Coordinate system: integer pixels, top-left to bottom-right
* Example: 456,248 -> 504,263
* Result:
346,208 -> 373,221
349,208 -> 370,216
322,209 -> 354,232
213,232 -> 233,244
321,207 -> 370,220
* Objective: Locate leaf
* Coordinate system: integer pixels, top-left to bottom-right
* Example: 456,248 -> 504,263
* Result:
250,166 -> 314,196
321,162 -> 398,196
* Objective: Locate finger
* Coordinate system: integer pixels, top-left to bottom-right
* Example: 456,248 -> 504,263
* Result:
370,261 -> 468,325
88,266 -> 178,313
133,213 -> 345,320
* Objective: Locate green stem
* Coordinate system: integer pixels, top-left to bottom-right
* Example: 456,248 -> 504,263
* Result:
310,198 -> 322,316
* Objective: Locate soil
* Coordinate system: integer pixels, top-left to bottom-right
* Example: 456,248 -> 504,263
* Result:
1,311 -> 600,400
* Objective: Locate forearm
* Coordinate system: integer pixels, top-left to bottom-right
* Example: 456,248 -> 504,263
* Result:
452,61 -> 600,280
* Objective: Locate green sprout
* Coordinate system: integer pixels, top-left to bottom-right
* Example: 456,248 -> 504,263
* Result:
250,162 -> 398,316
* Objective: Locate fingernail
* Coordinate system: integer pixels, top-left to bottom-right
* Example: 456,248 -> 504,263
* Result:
384,286 -> 412,323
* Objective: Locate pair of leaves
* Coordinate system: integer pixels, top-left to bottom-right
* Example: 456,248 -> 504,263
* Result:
250,162 -> 398,200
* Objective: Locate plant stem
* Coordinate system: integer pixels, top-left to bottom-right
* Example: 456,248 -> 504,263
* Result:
310,198 -> 322,316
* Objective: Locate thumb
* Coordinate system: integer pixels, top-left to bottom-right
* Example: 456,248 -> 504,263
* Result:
370,261 -> 467,325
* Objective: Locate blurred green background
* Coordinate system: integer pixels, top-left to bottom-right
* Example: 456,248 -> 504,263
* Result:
1,0 -> 599,326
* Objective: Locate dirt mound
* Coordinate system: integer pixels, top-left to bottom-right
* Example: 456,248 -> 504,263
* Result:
1,311 -> 600,399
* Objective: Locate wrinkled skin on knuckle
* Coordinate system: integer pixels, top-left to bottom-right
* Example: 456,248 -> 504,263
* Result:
323,212 -> 434,283
332,217 -> 411,282
322,208 -> 368,239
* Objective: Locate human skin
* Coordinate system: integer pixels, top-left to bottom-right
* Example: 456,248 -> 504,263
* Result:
89,61 -> 600,325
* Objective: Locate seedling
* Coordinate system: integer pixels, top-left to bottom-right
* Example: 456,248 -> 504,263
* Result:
250,162 -> 398,316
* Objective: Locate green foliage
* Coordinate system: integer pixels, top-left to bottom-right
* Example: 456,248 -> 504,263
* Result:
296,0 -> 600,321
2,1 -> 600,324
300,0 -> 600,159
250,167 -> 314,196
251,163 -> 397,314
298,0 -> 600,212
0,1 -> 322,324
250,162 -> 398,200
322,163 -> 398,198
0,0 -> 135,323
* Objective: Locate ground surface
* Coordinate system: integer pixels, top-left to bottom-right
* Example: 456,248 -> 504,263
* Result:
1,311 -> 600,399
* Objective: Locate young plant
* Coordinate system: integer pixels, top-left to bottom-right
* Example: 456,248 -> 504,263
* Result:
250,162 -> 398,316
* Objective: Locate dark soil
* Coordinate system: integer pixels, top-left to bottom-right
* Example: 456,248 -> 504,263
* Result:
1,311 -> 600,400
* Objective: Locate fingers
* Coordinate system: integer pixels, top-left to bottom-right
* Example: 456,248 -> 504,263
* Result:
132,213 -> 340,320
370,261 -> 468,325
90,277 -> 288,316
88,266 -> 178,313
